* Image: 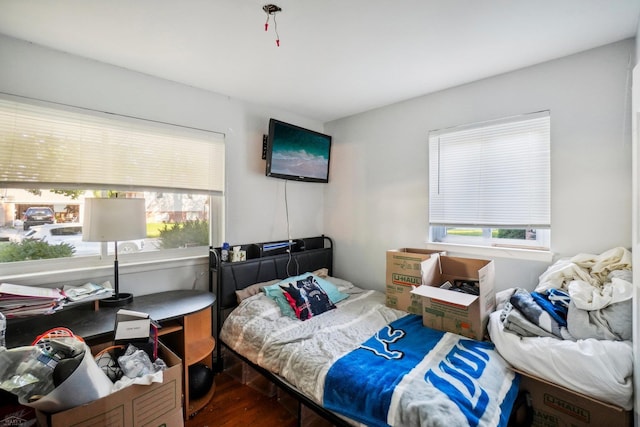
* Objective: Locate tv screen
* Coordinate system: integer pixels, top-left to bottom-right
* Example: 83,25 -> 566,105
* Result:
265,119 -> 332,183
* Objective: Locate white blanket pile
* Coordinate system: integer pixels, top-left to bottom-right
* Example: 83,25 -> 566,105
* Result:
488,247 -> 634,409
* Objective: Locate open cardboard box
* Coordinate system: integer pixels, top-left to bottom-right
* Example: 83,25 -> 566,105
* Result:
411,254 -> 495,340
385,248 -> 446,314
36,342 -> 183,427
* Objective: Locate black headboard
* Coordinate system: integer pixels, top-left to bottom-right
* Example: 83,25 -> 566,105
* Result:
209,235 -> 333,371
209,235 -> 333,310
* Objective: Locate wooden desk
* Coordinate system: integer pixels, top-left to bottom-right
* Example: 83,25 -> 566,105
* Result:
6,289 -> 216,419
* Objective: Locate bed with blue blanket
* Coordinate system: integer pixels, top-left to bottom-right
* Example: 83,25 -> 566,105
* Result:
219,275 -> 520,426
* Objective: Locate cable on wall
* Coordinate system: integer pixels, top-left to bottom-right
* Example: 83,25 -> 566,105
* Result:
263,4 -> 282,47
284,179 -> 299,276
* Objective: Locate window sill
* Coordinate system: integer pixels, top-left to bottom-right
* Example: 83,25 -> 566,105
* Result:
424,242 -> 553,263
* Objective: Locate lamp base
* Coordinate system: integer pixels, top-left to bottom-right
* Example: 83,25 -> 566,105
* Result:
99,292 -> 134,307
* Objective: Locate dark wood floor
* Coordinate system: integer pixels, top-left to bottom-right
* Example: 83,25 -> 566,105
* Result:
185,372 -> 299,427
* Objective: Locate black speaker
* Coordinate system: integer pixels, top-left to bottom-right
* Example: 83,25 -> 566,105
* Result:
189,363 -> 214,399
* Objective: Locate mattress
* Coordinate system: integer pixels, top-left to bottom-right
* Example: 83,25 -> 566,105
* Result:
220,285 -> 405,408
220,281 -> 519,426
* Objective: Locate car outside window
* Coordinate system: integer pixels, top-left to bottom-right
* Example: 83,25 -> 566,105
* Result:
22,207 -> 55,230
0,189 -> 221,265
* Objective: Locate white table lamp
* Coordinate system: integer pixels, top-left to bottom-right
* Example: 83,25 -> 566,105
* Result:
83,197 -> 146,306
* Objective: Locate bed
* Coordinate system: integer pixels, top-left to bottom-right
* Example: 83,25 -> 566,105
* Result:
486,247 -> 634,411
211,236 -> 520,427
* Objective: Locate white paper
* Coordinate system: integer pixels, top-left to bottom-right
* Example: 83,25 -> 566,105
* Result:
115,318 -> 151,340
116,309 -> 149,318
0,283 -> 64,299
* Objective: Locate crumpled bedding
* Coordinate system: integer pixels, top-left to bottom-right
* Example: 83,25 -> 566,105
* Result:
488,308 -> 633,409
506,288 -> 573,340
488,246 -> 634,409
498,247 -> 632,341
536,247 -> 632,310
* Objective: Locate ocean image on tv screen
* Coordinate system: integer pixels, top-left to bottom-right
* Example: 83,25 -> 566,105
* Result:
270,125 -> 330,180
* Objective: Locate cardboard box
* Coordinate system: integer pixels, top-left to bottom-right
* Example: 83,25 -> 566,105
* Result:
37,342 -> 183,427
515,370 -> 632,427
385,248 -> 445,314
0,392 -> 37,427
411,254 -> 495,340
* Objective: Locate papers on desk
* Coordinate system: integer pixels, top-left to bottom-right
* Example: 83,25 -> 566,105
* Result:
63,281 -> 113,303
0,281 -> 115,318
0,283 -> 65,318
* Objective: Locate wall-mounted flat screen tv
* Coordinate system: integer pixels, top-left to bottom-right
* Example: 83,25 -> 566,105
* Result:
265,118 -> 332,183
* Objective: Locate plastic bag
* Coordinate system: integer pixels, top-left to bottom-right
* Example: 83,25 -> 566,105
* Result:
118,344 -> 156,378
0,327 -> 112,412
0,345 -> 57,402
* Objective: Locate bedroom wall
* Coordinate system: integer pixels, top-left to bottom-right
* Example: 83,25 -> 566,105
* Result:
0,34 -> 325,294
0,34 -> 634,297
325,38 -> 635,293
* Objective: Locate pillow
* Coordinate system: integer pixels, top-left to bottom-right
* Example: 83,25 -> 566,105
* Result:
235,279 -> 280,303
324,275 -> 355,292
262,273 -> 349,318
262,282 -> 298,319
312,268 -> 329,278
314,275 -> 350,304
279,275 -> 336,321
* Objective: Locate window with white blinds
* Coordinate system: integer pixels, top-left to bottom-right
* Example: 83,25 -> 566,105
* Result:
0,95 -> 225,270
0,97 -> 225,193
429,111 -> 550,228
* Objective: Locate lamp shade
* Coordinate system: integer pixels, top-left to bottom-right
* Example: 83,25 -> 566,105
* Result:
83,198 -> 147,242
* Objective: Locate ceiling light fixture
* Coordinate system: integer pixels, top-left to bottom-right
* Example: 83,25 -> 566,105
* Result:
263,4 -> 282,47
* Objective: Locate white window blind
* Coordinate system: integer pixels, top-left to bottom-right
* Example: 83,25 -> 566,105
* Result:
429,111 -> 550,228
0,97 -> 225,193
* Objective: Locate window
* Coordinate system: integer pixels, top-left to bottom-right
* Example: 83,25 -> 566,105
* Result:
428,111 -> 550,250
0,95 -> 225,269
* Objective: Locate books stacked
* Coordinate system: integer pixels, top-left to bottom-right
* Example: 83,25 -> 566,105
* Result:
0,283 -> 65,318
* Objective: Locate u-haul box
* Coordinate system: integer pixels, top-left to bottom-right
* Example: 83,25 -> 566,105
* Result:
411,254 -> 495,340
515,369 -> 632,427
385,248 -> 445,314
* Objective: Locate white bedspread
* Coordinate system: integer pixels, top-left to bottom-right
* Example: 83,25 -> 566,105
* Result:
220,286 -> 405,408
488,310 -> 633,409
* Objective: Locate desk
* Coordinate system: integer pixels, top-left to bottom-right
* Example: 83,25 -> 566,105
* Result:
6,290 -> 216,419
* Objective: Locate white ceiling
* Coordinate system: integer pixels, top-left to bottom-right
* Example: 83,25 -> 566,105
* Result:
0,1 -> 639,122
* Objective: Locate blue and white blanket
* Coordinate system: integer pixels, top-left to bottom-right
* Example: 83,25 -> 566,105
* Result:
324,315 -> 519,427
220,283 -> 519,427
